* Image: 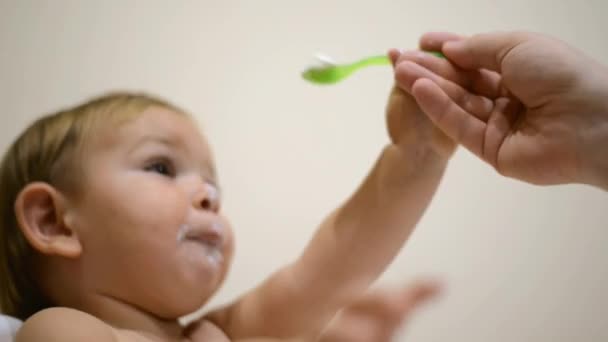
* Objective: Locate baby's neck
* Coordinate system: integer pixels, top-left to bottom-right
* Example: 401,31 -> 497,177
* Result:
81,292 -> 185,341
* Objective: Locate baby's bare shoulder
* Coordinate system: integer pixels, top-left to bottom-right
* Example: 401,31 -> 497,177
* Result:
16,307 -> 229,342
16,307 -> 119,342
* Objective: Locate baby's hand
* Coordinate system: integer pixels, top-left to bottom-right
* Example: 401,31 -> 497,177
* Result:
386,50 -> 456,160
318,280 -> 440,342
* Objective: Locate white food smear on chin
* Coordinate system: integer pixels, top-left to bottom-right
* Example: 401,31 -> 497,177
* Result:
177,223 -> 224,269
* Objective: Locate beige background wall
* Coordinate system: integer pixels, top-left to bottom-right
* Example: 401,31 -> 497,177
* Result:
1,1 -> 607,340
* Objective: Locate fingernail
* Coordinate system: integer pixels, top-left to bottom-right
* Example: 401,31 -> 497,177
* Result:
444,40 -> 462,51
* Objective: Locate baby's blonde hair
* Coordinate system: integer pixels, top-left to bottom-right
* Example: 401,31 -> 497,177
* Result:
0,91 -> 183,320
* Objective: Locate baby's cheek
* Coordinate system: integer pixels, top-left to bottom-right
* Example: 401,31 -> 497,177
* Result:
137,187 -> 189,235
220,219 -> 236,262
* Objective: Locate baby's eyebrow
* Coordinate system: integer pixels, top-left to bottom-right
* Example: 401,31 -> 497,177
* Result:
128,134 -> 181,154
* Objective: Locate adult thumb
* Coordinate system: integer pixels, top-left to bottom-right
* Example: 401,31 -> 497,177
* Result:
442,31 -> 529,73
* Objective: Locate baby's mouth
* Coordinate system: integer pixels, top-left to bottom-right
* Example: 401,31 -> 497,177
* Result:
178,223 -> 225,267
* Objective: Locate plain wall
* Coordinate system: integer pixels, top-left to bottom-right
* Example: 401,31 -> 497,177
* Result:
1,1 -> 607,340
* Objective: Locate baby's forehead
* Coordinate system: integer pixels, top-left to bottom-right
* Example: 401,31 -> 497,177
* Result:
88,106 -> 214,161
97,106 -> 201,141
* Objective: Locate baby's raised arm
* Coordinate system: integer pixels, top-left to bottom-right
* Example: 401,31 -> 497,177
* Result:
209,73 -> 455,339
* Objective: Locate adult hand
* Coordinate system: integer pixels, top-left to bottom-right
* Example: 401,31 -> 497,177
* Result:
394,31 -> 608,189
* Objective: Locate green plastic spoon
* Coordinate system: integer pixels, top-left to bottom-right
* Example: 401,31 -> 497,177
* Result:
302,51 -> 445,85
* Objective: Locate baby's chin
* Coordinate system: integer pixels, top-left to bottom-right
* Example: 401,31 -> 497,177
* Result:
154,279 -> 224,319
177,241 -> 231,285
181,240 -> 226,270
163,248 -> 231,313
146,241 -> 233,318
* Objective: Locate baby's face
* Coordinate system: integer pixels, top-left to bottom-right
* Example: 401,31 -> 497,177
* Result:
67,107 -> 234,318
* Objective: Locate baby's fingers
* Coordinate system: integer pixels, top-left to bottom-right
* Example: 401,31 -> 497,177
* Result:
388,280 -> 441,326
396,281 -> 441,311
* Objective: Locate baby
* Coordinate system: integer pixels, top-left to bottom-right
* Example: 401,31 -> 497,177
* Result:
0,55 -> 455,341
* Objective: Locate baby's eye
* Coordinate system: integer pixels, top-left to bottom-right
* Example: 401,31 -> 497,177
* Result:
144,160 -> 175,177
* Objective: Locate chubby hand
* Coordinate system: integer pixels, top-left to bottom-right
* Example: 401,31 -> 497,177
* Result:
385,50 -> 457,161
318,280 -> 441,342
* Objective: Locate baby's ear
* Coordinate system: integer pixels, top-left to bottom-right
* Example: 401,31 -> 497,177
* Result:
14,182 -> 82,258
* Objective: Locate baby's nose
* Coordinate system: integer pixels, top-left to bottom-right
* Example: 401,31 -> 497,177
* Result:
192,183 -> 220,213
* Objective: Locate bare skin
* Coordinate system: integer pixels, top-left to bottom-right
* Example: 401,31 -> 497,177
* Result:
394,31 -> 608,190
17,281 -> 439,341
15,74 -> 454,341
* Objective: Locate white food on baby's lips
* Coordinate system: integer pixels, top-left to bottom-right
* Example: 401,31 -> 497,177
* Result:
177,224 -> 188,243
177,222 -> 225,269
